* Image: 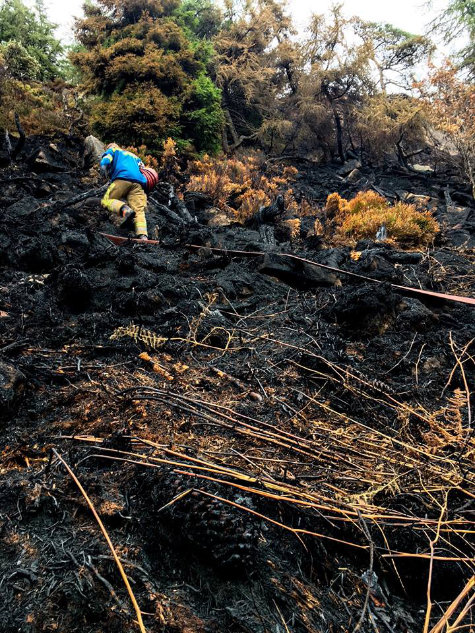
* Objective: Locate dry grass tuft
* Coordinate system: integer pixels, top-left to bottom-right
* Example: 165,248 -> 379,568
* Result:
324,190 -> 439,246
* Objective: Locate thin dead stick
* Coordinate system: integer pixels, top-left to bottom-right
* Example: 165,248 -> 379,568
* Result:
230,447 -> 277,481
383,553 -> 473,561
52,449 -> 147,633
447,593 -> 475,632
429,576 -> 475,633
423,493 -> 448,633
442,336 -> 474,396
273,600 -> 291,633
383,334 -> 418,374
415,343 -> 426,388
85,557 -> 128,613
156,488 -> 192,513
353,511 -> 375,633
66,437 -> 471,529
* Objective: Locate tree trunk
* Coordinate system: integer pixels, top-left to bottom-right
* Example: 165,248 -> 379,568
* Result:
221,121 -> 229,153
333,108 -> 345,164
224,108 -> 240,149
11,113 -> 25,161
395,128 -> 409,168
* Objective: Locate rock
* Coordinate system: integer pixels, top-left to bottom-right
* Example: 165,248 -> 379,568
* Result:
259,253 -> 340,288
83,135 -> 105,169
345,168 -> 363,183
446,229 -> 474,249
397,298 -> 436,330
444,206 -> 471,229
207,207 -> 232,227
57,266 -> 92,310
0,362 -> 25,413
28,149 -> 64,173
313,247 -> 350,269
337,159 -> 361,176
403,193 -> 433,207
60,231 -> 90,249
412,164 -> 434,175
384,251 -> 423,265
355,250 -> 403,283
5,196 -> 38,219
329,283 -> 398,332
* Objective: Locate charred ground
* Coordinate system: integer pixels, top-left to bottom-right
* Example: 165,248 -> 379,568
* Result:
0,134 -> 474,633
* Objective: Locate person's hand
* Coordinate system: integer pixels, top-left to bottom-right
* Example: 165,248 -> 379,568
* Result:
100,163 -> 110,181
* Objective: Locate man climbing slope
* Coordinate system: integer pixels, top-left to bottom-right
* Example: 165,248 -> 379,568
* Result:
100,143 -> 149,240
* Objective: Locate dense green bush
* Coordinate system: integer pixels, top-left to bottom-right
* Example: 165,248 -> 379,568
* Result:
72,0 -> 223,154
0,0 -> 64,80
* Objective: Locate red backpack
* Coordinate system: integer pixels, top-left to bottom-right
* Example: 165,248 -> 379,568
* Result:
140,165 -> 159,193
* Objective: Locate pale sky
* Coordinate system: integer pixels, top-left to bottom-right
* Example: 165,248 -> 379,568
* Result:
30,0 -> 449,43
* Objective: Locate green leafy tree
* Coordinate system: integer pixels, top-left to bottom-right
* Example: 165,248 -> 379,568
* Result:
0,40 -> 41,80
0,0 -> 64,80
72,0 -> 223,153
183,73 -> 223,153
429,0 -> 475,76
175,0 -> 222,40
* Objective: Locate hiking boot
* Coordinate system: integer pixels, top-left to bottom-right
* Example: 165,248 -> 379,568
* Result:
119,205 -> 136,228
136,234 -> 149,241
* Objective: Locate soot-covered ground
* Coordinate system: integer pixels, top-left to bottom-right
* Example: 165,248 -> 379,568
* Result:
0,134 -> 473,633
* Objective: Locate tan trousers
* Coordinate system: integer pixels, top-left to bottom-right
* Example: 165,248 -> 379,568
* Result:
101,179 -> 148,237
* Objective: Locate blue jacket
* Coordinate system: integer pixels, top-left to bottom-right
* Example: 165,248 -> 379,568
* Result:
100,147 -> 147,186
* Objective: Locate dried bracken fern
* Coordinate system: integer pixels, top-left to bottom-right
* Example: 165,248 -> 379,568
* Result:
444,388 -> 466,431
110,318 -> 236,353
187,152 -> 317,222
110,324 -> 166,350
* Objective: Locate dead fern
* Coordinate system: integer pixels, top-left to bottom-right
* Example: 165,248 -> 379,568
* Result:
110,324 -> 166,350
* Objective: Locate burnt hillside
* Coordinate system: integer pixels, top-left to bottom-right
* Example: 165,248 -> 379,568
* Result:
0,134 -> 474,633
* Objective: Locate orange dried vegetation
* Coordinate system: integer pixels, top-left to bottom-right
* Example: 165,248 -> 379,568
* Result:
324,190 -> 439,247
124,144 -> 159,169
187,153 -> 316,222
